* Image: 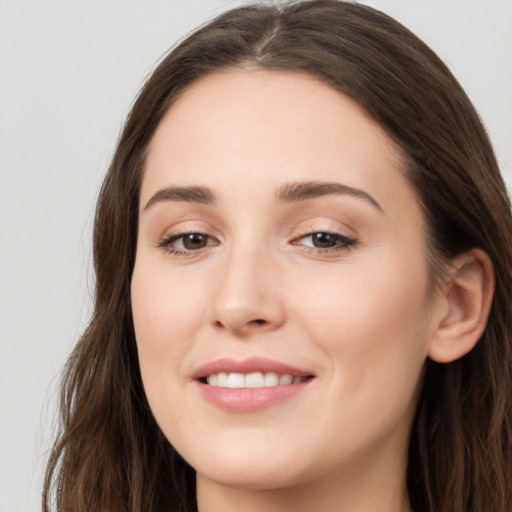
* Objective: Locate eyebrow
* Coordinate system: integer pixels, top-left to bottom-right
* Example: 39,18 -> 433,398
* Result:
143,181 -> 382,212
277,181 -> 383,211
144,185 -> 216,211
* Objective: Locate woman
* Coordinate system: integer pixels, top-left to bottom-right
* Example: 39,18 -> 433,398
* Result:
43,1 -> 512,511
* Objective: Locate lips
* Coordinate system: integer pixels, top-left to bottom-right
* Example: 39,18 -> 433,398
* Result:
193,356 -> 312,379
193,357 -> 314,412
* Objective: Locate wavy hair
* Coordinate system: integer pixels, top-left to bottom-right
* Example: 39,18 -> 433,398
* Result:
43,1 -> 512,511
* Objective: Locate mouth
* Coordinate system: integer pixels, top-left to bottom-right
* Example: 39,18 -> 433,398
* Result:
202,372 -> 310,388
193,357 -> 314,412
193,356 -> 314,386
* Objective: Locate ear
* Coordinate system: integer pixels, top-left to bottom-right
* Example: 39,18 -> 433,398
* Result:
428,249 -> 495,363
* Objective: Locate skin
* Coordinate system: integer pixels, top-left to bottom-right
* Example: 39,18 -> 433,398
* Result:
131,69 -> 492,512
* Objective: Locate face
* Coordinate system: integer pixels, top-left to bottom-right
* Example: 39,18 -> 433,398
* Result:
131,70 -> 438,494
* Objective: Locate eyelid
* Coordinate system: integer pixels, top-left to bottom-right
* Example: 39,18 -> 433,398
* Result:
156,221 -> 221,256
155,220 -> 358,257
156,220 -> 221,243
290,227 -> 358,255
158,232 -> 219,257
290,214 -> 356,234
295,231 -> 356,243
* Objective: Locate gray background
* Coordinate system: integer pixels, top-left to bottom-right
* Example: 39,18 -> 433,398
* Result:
1,1 -> 511,510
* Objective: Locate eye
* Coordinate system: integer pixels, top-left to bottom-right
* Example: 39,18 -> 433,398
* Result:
294,231 -> 356,252
159,232 -> 218,254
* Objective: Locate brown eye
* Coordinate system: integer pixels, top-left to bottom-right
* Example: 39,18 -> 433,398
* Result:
311,232 -> 338,248
160,232 -> 217,254
296,231 -> 357,252
182,233 -> 208,250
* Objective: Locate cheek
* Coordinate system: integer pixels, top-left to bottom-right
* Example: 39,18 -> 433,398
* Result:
130,259 -> 208,442
130,259 -> 204,388
292,250 -> 431,393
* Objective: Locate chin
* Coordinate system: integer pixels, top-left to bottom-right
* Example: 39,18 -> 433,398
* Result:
180,435 -> 313,491
197,460 -> 308,491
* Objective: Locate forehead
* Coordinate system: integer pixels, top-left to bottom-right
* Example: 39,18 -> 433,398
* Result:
142,69 -> 414,217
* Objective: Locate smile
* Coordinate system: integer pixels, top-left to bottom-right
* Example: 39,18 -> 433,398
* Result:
206,372 -> 308,388
194,357 -> 314,412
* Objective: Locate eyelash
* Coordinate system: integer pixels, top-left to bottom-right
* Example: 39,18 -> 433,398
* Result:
292,231 -> 357,254
158,230 -> 357,257
158,232 -> 219,256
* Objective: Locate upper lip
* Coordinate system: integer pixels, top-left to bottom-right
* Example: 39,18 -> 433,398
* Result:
192,356 -> 314,380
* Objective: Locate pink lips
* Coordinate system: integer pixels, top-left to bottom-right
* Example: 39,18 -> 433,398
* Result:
193,356 -> 312,380
193,357 -> 314,413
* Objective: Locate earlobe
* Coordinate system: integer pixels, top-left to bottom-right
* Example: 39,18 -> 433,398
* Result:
428,249 -> 495,363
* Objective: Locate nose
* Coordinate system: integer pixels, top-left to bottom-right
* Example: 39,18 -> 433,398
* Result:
209,242 -> 286,337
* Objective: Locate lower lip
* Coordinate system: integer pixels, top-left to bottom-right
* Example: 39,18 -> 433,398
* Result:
197,380 -> 312,412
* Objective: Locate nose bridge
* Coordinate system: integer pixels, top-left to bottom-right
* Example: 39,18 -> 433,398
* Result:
210,231 -> 285,334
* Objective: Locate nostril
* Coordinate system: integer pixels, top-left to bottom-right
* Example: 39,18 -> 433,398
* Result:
212,318 -> 267,332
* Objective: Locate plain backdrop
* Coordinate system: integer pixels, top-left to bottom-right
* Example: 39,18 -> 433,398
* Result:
0,1 -> 511,510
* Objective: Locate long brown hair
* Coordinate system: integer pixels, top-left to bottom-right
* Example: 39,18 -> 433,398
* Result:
43,1 -> 512,511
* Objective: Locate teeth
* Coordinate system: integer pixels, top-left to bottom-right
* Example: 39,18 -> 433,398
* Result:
217,372 -> 228,387
279,374 -> 293,385
246,372 -> 265,388
227,373 -> 245,388
264,372 -> 279,387
205,372 -> 307,388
